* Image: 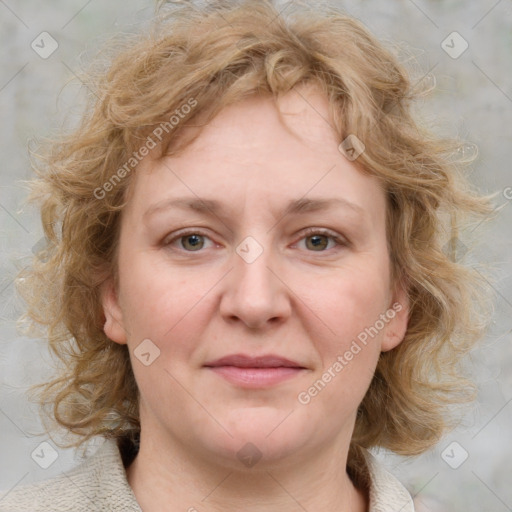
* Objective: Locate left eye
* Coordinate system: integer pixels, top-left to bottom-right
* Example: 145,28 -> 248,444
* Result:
295,229 -> 344,252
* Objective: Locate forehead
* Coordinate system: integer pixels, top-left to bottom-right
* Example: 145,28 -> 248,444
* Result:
126,84 -> 386,226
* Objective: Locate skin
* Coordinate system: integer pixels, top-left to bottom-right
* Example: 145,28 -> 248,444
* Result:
101,83 -> 409,512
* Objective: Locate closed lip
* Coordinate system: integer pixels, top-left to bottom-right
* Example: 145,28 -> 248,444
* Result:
204,353 -> 306,369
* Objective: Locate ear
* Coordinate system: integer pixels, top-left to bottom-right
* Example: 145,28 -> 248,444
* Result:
381,282 -> 409,352
100,277 -> 127,345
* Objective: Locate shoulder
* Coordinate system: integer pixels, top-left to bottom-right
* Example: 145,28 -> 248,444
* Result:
362,449 -> 415,512
0,439 -> 141,512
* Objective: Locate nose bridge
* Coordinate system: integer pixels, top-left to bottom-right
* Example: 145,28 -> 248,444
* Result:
235,235 -> 273,292
219,234 -> 290,329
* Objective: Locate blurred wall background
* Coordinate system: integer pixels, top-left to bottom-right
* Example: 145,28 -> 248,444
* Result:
0,1 -> 511,510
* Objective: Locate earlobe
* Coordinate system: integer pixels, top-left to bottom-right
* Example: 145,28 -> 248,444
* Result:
381,284 -> 410,352
100,277 -> 127,345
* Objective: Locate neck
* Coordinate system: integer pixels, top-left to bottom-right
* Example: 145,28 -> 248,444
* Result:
125,429 -> 368,512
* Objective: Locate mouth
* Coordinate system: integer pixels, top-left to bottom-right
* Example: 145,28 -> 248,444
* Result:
203,354 -> 307,388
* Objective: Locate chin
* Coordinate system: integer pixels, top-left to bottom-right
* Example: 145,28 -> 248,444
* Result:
202,408 -> 312,468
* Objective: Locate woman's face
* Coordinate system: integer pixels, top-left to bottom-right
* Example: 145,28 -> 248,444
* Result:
102,84 -> 408,469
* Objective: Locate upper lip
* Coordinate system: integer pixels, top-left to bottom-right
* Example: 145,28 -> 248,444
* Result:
204,354 -> 305,369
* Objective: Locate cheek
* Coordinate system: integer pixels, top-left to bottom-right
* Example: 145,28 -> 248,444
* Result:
303,262 -> 391,351
117,260 -> 215,408
295,268 -> 389,420
118,251 -> 215,354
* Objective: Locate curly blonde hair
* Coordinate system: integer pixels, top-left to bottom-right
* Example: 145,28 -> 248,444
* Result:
19,0 -> 493,473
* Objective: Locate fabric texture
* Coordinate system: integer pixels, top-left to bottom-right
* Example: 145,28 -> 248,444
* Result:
0,438 -> 414,511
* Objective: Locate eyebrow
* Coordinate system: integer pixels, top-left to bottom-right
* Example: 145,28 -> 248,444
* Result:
144,196 -> 366,223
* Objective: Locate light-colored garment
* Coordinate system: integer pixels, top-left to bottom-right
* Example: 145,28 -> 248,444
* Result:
0,438 -> 414,511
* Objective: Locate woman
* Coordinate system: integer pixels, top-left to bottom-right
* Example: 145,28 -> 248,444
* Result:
0,1 -> 492,510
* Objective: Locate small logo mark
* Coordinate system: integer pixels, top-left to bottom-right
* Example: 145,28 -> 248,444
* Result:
32,236 -> 50,262
236,236 -> 264,264
134,338 -> 161,366
31,441 -> 59,469
236,442 -> 263,468
31,32 -> 59,59
441,32 -> 469,59
32,237 -> 47,254
338,134 -> 365,161
441,441 -> 468,469
443,237 -> 468,262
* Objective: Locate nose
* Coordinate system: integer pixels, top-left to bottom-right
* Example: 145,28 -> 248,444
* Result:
219,239 -> 291,330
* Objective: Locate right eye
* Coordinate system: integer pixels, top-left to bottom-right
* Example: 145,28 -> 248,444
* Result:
163,230 -> 215,252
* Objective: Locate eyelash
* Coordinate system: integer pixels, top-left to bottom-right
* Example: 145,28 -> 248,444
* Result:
163,227 -> 348,254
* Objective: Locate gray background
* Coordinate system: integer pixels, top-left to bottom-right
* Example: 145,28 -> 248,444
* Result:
1,1 -> 511,510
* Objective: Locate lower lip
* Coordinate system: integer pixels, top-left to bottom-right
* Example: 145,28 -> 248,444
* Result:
206,366 -> 305,388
